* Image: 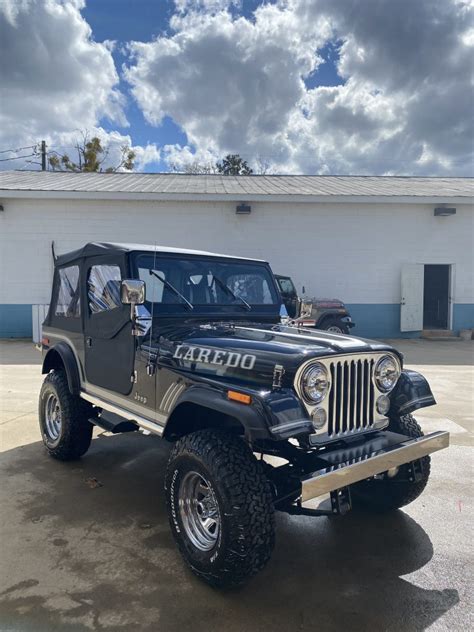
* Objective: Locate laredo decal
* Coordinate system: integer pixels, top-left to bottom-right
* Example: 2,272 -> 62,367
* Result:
173,345 -> 256,370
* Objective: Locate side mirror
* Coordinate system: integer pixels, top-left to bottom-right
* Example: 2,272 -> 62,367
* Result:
121,279 -> 145,306
121,280 -> 146,334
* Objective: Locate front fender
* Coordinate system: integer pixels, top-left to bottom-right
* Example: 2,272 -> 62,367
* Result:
389,369 -> 436,416
166,383 -> 272,440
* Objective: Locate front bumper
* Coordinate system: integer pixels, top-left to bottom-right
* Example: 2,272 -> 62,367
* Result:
301,430 -> 449,502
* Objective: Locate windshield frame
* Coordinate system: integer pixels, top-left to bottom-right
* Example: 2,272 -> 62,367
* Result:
130,251 -> 281,318
129,250 -> 281,320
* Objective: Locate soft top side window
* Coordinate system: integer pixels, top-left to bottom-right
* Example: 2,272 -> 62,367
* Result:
88,265 -> 122,314
55,266 -> 81,318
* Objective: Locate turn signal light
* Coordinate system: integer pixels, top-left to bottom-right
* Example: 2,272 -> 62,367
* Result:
228,390 -> 252,405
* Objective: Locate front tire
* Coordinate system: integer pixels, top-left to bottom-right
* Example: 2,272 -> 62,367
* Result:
165,429 -> 275,587
351,414 -> 431,512
320,318 -> 350,334
39,370 -> 93,461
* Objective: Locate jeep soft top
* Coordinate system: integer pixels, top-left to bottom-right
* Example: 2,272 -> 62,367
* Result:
38,242 -> 449,587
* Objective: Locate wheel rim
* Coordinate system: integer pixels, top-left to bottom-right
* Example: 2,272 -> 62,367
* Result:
178,471 -> 220,552
327,325 -> 343,333
44,393 -> 62,442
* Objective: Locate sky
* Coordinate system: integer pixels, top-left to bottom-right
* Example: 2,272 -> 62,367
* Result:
0,0 -> 473,175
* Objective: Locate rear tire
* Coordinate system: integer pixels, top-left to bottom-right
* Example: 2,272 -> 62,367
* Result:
351,414 -> 431,512
165,429 -> 275,587
39,370 -> 93,461
320,318 -> 350,334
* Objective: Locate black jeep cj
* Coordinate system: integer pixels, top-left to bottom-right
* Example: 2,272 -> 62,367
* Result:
39,242 -> 449,587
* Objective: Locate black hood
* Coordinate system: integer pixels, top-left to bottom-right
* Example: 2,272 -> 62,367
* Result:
151,320 -> 399,390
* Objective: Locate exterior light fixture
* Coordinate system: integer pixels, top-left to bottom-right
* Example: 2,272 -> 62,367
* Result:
434,207 -> 456,217
236,203 -> 251,215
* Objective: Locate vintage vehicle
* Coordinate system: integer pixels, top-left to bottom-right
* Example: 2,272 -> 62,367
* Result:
275,273 -> 355,334
39,242 -> 449,587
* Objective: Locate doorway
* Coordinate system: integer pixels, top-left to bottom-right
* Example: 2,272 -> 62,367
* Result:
423,265 -> 451,330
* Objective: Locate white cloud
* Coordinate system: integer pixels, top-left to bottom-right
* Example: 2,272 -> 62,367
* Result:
125,0 -> 474,175
0,0 -> 159,171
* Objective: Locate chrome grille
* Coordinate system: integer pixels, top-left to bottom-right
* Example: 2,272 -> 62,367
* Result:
327,357 -> 375,436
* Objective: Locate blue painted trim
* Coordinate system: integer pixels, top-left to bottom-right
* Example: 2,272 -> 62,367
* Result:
0,302 -> 472,339
452,304 -> 474,333
0,304 -> 33,338
346,304 -> 421,339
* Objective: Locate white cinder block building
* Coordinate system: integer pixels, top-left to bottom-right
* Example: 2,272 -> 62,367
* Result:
0,171 -> 472,339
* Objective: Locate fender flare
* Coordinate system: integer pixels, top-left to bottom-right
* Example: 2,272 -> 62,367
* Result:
389,369 -> 436,416
164,384 -> 271,440
316,310 -> 350,327
42,342 -> 81,395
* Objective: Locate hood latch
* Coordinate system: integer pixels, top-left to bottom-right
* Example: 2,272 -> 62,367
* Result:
272,364 -> 285,390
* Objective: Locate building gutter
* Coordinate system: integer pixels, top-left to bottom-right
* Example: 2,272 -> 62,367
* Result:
0,190 -> 472,205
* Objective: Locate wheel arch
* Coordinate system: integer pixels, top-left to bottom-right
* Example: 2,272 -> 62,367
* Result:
316,311 -> 345,328
42,343 -> 81,395
163,385 -> 269,441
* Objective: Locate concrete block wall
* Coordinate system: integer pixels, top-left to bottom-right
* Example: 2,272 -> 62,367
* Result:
0,196 -> 472,338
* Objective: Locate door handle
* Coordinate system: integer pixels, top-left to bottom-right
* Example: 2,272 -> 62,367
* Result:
86,337 -> 92,347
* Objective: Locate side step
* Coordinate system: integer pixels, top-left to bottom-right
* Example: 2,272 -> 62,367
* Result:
89,410 -> 138,434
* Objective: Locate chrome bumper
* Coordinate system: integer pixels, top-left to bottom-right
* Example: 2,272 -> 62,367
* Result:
301,430 -> 449,502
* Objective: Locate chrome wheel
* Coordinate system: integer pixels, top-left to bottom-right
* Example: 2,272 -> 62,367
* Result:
178,471 -> 220,551
44,393 -> 62,442
327,325 -> 344,333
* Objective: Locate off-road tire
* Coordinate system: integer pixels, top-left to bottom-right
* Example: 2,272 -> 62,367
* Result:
39,370 -> 93,461
320,318 -> 350,335
351,414 -> 431,512
165,429 -> 275,588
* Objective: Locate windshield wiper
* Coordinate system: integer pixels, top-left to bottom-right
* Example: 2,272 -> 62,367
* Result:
211,275 -> 251,311
149,270 -> 194,311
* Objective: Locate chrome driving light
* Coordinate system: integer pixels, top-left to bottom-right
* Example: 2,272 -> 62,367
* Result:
311,408 -> 327,430
301,363 -> 330,404
375,355 -> 401,392
376,394 -> 391,415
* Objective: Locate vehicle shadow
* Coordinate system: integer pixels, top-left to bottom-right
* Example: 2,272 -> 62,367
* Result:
0,433 -> 460,632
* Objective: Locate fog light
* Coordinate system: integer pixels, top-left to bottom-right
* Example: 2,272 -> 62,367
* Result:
311,408 -> 327,430
376,394 -> 390,415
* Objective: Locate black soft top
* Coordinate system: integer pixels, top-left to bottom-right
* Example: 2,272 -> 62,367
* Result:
55,242 -> 266,267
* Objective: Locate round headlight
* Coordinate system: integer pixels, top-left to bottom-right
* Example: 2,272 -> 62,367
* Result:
375,355 -> 400,392
301,363 -> 330,404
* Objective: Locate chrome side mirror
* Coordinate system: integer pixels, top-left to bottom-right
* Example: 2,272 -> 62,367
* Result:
121,279 -> 146,306
121,280 -> 146,332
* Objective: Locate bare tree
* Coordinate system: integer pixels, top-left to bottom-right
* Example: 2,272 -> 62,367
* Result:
48,131 -> 136,172
169,160 -> 218,174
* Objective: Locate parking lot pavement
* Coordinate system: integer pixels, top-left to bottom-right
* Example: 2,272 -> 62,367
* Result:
0,339 -> 472,632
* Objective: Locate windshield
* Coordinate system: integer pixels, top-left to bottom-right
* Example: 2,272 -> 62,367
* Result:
135,254 -> 279,311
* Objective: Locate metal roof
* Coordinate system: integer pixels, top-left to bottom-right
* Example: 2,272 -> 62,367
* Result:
0,170 -> 473,203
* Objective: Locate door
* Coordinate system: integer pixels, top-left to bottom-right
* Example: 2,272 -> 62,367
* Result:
276,276 -> 299,318
423,265 -> 450,329
84,262 -> 135,394
401,264 -> 424,332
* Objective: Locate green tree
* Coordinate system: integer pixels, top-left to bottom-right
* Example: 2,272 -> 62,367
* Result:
216,154 -> 253,175
48,133 -> 135,172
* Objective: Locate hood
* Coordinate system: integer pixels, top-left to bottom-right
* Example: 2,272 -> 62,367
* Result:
153,320 -> 398,390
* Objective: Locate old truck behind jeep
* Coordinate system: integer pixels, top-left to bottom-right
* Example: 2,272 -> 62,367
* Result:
39,242 -> 449,587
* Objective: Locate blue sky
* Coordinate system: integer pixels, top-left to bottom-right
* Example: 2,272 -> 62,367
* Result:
1,0 -> 472,175
81,0 -> 343,172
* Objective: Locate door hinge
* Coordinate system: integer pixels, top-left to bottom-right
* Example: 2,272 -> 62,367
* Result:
131,370 -> 138,384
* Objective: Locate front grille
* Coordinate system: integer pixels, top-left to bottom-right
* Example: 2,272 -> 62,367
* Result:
327,358 -> 375,436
